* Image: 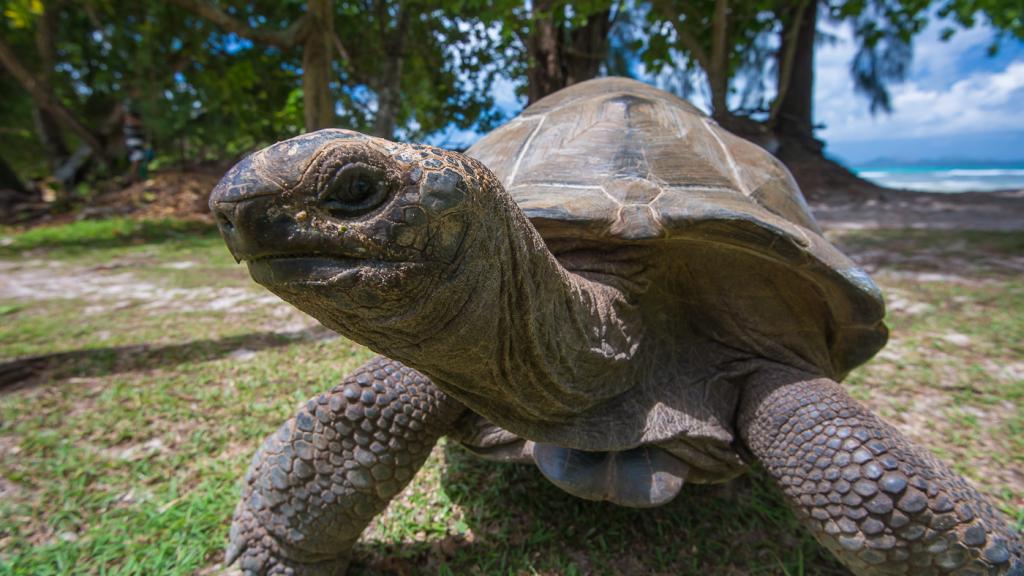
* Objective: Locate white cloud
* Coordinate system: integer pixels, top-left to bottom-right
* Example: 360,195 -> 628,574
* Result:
454,11 -> 1022,159
816,18 -> 1024,143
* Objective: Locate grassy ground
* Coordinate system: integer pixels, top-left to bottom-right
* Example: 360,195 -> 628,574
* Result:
0,218 -> 1020,575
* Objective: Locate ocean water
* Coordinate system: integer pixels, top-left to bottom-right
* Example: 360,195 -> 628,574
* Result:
852,166 -> 1024,193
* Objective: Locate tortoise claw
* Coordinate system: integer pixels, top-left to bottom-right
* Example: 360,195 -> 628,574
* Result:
225,498 -> 350,576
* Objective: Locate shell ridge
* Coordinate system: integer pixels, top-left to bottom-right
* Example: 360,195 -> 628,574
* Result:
507,115 -> 546,189
669,104 -> 688,138
599,185 -> 623,207
539,89 -> 626,118
645,205 -> 666,236
513,183 -> 605,190
700,118 -> 749,196
664,184 -> 740,193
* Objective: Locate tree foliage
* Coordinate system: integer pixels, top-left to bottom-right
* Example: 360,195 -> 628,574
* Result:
936,0 -> 1024,48
637,0 -> 778,119
0,0 -> 509,189
1,0 -> 1023,193
332,0 -> 505,139
461,0 -> 621,104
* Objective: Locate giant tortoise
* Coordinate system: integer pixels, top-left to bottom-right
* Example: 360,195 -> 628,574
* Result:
209,77 -> 1022,575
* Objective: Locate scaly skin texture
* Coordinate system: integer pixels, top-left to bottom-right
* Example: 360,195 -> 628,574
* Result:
226,356 -> 464,575
209,123 -> 1020,575
739,368 -> 1022,575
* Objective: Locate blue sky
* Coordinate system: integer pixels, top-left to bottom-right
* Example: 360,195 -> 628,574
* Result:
469,14 -> 1024,167
813,17 -> 1024,165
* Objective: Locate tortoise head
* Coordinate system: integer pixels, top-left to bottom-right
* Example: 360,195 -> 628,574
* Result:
209,129 -> 492,346
211,129 -> 645,434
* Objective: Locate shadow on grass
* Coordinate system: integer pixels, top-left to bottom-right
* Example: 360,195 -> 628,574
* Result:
0,218 -> 218,257
0,328 -> 326,391
350,444 -> 852,576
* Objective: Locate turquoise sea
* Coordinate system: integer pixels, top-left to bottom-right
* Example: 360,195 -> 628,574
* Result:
852,166 -> 1024,193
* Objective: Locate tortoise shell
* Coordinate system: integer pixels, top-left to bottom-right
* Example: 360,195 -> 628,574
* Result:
467,77 -> 887,382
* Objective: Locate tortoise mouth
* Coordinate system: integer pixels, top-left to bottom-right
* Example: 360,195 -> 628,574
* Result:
246,255 -> 422,287
248,256 -> 364,286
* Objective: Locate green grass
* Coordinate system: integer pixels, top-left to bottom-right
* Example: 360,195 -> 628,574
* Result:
0,218 -> 219,261
0,220 -> 1021,575
828,231 -> 1024,535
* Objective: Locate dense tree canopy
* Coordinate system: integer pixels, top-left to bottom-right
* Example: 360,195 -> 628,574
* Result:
1,0 -> 1021,205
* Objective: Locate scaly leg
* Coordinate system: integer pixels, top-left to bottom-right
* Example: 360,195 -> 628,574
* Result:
226,356 -> 464,575
739,368 -> 1021,575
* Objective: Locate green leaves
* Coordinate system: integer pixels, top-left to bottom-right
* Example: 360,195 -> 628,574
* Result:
5,0 -> 1024,187
2,0 -> 42,29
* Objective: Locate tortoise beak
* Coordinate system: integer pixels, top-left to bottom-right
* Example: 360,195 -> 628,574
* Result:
211,195 -> 277,264
209,153 -> 297,264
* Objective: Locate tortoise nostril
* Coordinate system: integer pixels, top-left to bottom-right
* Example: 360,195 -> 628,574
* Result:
216,211 -> 235,231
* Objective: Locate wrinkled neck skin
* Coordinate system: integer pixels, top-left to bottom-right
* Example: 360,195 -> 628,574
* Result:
420,181 -> 644,425
268,156 -> 643,436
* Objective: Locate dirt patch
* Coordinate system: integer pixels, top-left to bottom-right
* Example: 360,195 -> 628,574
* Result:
6,168 -> 223,227
0,436 -> 27,505
92,169 -> 221,222
110,437 -> 169,462
811,188 -> 1024,232
995,361 -> 1024,382
883,291 -> 933,316
0,259 -> 285,316
905,395 -> 1022,496
0,474 -> 23,502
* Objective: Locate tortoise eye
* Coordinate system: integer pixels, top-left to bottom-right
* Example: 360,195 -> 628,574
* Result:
320,162 -> 391,217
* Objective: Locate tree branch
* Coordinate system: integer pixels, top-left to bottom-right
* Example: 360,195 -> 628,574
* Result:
0,35 -> 106,164
167,0 -> 309,48
330,31 -> 352,64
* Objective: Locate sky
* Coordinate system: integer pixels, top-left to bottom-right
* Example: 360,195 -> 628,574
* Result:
469,12 -> 1024,167
813,16 -> 1024,166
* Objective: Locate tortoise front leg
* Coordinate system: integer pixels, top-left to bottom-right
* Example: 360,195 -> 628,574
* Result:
226,356 -> 464,575
738,368 -> 1021,575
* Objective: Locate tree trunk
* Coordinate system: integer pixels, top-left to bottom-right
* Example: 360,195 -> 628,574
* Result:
371,63 -> 401,138
564,8 -> 611,86
0,154 -> 27,194
33,0 -> 71,170
768,0 -> 810,127
32,106 -> 70,168
0,37 -> 106,166
526,0 -> 564,104
371,4 -> 410,139
708,0 -> 730,119
302,0 -> 335,131
0,153 -> 33,222
773,0 -> 821,156
527,3 -> 612,104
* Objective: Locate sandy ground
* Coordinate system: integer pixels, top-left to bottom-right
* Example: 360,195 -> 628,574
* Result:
810,188 -> 1024,231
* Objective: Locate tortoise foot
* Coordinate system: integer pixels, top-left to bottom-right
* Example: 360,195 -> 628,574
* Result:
227,500 -> 349,576
739,368 -> 1022,575
225,357 -> 463,576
